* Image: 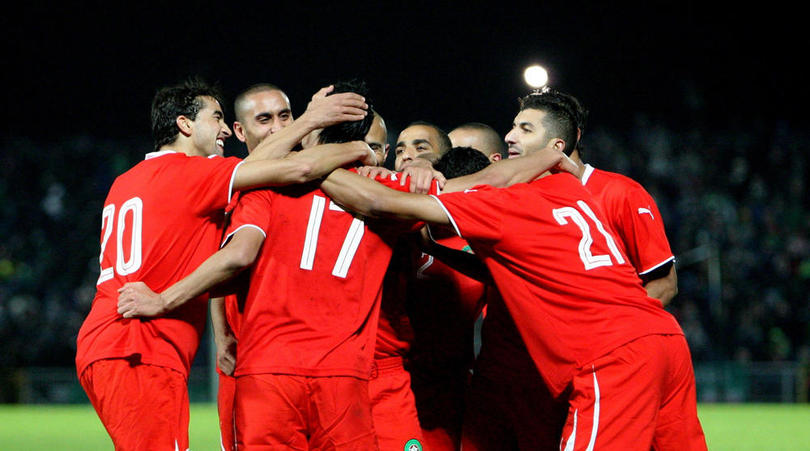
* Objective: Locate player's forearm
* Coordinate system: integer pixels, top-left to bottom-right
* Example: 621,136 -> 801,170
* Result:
234,142 -> 368,190
160,248 -> 252,311
643,265 -> 678,306
322,169 -> 450,224
443,148 -> 568,193
209,297 -> 232,342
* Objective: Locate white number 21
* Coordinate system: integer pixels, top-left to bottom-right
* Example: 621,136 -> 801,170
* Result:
299,195 -> 365,278
553,200 -> 625,270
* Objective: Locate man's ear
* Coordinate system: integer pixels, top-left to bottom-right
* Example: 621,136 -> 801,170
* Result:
489,153 -> 502,162
176,115 -> 193,137
552,138 -> 566,152
233,121 -> 247,143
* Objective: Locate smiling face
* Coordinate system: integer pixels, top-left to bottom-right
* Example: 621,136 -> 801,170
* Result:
504,108 -> 549,158
233,89 -> 293,153
190,96 -> 232,156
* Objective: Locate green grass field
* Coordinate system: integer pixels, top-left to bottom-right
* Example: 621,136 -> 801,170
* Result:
0,403 -> 808,450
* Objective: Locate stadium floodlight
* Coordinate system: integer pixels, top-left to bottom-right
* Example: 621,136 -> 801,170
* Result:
523,64 -> 549,89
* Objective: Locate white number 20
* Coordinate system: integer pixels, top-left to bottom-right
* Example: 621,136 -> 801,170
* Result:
299,195 -> 365,278
553,200 -> 625,270
97,197 -> 144,285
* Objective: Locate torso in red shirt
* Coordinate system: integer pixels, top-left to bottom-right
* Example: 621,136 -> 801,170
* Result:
434,173 -> 683,396
76,151 -> 242,377
227,172 -> 437,379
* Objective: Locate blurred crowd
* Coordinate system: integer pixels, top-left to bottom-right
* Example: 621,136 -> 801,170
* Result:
1,115 -> 808,371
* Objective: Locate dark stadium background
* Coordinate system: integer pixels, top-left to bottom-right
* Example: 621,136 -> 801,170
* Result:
2,3 -> 809,403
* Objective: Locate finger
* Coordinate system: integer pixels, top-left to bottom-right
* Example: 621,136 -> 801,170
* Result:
312,85 -> 333,99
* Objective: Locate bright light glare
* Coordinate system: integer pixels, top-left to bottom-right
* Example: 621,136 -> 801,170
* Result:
524,65 -> 549,88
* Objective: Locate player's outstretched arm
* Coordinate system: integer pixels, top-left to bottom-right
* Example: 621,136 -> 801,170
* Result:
443,146 -> 578,193
419,226 -> 492,283
234,141 -> 376,190
244,86 -> 368,162
321,169 -> 450,224
117,227 -> 265,318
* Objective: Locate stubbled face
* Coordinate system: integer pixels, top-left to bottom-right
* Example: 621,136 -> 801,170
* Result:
364,114 -> 388,166
449,127 -> 502,162
394,125 -> 442,170
504,109 -> 549,158
191,96 -> 232,157
234,89 -> 293,152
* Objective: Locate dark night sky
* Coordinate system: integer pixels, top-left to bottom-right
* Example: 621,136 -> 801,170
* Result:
5,3 -> 806,151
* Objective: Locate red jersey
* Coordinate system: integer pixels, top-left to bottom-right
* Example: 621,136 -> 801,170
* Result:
581,164 -> 674,275
433,173 -> 683,396
226,172 -> 438,379
76,151 -> 243,377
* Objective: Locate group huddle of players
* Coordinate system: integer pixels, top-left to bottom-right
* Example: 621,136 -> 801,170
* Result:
75,78 -> 708,450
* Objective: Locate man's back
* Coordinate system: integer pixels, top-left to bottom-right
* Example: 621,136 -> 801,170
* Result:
228,173 -> 435,379
434,173 -> 683,396
76,151 -> 241,376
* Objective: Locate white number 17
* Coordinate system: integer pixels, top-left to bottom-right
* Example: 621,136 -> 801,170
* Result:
299,195 -> 365,278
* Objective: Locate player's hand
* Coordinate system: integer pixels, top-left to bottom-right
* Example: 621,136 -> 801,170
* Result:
357,165 -> 394,180
215,329 -> 237,376
117,282 -> 168,318
551,151 -> 581,178
351,141 -> 378,167
301,85 -> 368,129
400,159 -> 446,193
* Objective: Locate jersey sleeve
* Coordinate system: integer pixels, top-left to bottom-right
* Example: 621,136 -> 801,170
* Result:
614,185 -> 674,275
181,156 -> 243,215
223,189 -> 274,245
431,184 -> 504,244
368,171 -> 441,233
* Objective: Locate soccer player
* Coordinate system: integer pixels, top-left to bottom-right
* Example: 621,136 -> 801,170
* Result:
317,100 -> 707,450
76,77 -> 372,450
212,81 -> 339,451
465,89 -> 683,450
448,122 -> 509,163
393,121 -> 452,170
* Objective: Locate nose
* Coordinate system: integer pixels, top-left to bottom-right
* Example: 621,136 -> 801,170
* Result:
271,118 -> 284,134
504,129 -> 517,145
221,123 -> 232,138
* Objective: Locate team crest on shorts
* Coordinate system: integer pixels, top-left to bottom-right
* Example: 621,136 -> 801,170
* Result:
404,438 -> 423,451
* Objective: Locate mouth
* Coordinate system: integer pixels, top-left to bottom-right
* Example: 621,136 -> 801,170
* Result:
216,139 -> 225,149
508,148 -> 521,158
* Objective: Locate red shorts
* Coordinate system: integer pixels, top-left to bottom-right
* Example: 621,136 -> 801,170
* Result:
217,373 -> 237,451
79,357 -> 189,451
368,357 -> 424,451
559,334 -> 707,451
235,374 -> 378,450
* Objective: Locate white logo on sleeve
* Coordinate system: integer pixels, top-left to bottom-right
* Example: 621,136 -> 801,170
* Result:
638,207 -> 654,219
463,188 -> 478,193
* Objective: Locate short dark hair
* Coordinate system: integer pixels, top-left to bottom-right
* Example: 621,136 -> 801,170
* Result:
318,80 -> 373,144
151,77 -> 225,152
453,122 -> 508,158
233,83 -> 284,123
406,120 -> 452,155
434,146 -> 491,178
518,88 -> 585,156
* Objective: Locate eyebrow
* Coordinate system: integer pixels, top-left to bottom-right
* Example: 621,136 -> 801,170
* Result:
412,139 -> 432,147
518,121 -> 534,130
